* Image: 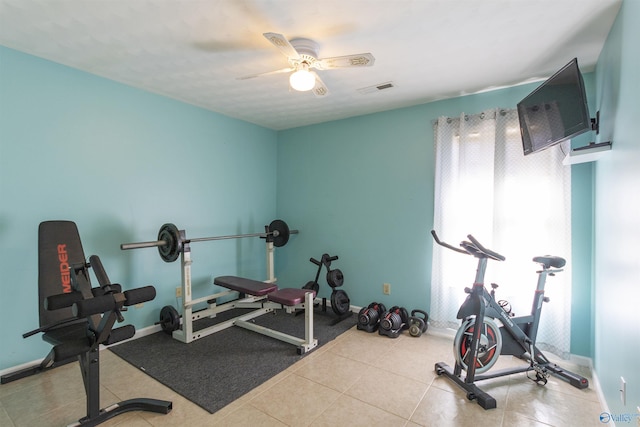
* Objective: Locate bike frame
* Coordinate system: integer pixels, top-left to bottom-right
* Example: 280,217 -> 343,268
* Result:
454,255 -> 556,377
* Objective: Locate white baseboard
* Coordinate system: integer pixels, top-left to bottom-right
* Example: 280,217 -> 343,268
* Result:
568,352 -> 593,368
426,326 -> 456,338
590,370 -> 613,425
0,358 -> 45,379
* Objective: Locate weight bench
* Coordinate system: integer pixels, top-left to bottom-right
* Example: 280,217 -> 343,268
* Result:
163,275 -> 318,354
152,225 -> 318,353
1,221 -> 172,426
161,273 -> 318,354
214,276 -> 317,353
170,275 -> 318,354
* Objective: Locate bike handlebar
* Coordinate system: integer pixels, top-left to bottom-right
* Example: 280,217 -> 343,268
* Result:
467,234 -> 505,261
431,230 -> 505,261
431,230 -> 468,254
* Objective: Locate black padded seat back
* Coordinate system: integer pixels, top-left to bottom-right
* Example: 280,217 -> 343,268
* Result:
38,221 -> 90,327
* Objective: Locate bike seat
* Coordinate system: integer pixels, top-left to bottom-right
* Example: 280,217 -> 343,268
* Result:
533,255 -> 566,269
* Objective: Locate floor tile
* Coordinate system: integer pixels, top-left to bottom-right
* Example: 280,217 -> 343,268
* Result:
410,385 -> 506,427
329,329 -> 399,364
310,394 -> 406,426
293,350 -> 370,392
217,403 -> 287,426
505,379 -> 604,426
343,364 -> 429,419
249,374 -> 342,426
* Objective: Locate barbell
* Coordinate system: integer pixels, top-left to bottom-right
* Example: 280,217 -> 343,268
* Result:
120,219 -> 298,263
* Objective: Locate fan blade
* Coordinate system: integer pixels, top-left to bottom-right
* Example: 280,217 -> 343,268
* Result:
312,73 -> 329,97
237,67 -> 294,80
263,32 -> 300,60
315,53 -> 375,70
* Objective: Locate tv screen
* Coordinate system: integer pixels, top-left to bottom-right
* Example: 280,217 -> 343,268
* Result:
517,58 -> 591,156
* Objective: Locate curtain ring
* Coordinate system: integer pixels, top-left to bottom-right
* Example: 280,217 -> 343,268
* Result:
446,118 -> 452,124
480,112 -> 485,119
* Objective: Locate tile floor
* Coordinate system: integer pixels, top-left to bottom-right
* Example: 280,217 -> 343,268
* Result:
0,327 -> 603,426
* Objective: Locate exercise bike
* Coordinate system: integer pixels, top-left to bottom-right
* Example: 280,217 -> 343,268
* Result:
431,230 -> 589,409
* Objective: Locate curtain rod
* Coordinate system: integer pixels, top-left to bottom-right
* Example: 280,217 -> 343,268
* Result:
431,108 -> 514,127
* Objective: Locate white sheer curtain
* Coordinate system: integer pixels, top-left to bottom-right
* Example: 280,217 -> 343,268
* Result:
431,108 -> 572,358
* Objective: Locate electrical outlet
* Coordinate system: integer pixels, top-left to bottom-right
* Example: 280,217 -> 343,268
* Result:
620,377 -> 626,405
134,303 -> 144,309
383,283 -> 391,295
176,286 -> 182,298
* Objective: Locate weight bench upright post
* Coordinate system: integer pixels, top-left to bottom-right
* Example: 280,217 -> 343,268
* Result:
176,237 -> 194,342
265,238 -> 276,283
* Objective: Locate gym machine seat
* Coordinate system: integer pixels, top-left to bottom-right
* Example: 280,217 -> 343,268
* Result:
1,221 -> 172,426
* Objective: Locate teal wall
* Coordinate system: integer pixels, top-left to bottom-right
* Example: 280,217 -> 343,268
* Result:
0,46 -> 278,369
592,0 -> 640,416
276,79 -> 596,358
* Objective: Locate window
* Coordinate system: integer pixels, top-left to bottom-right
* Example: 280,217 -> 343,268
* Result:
431,108 -> 572,357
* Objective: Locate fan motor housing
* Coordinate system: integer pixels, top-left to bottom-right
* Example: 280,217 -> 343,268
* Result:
289,38 -> 320,59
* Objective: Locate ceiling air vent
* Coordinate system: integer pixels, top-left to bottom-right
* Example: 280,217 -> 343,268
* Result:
357,81 -> 396,94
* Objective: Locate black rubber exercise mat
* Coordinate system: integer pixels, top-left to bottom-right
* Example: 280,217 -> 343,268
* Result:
109,307 -> 355,414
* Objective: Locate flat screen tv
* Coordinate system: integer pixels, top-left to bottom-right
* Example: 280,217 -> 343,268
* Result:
517,58 -> 592,156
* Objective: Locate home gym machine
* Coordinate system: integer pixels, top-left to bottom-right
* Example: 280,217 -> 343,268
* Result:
120,220 -> 318,354
302,253 -> 351,323
431,230 -> 589,410
1,221 -> 172,426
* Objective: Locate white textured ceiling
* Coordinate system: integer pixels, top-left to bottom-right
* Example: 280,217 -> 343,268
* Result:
0,0 -> 622,130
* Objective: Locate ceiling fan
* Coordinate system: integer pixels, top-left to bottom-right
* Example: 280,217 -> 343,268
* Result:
238,32 -> 375,97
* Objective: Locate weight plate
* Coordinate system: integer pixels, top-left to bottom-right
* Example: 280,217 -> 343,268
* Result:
159,305 -> 180,334
302,280 -> 320,294
326,268 -> 344,288
381,311 -> 403,331
157,223 -> 182,263
330,290 -> 350,315
269,219 -> 290,247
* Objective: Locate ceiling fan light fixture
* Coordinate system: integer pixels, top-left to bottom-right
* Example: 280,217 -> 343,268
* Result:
289,63 -> 316,92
